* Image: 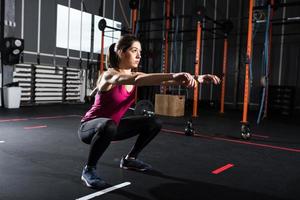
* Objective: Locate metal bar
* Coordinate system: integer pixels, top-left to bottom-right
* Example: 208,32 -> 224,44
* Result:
138,27 -> 223,35
204,15 -> 223,27
199,0 -> 206,100
31,64 -> 36,103
161,0 -> 171,94
104,24 -> 130,33
263,0 -> 275,118
62,67 -> 67,102
103,0 -> 106,17
131,8 -> 137,34
178,0 -> 185,95
37,0 -> 41,55
210,0 -> 217,101
100,0 -> 106,72
234,0 -> 243,108
255,16 -> 300,24
137,14 -> 194,23
0,0 -> 5,107
272,21 -> 300,26
165,0 -> 171,75
242,0 -> 254,124
254,1 -> 300,10
67,0 -> 71,58
23,50 -> 98,62
169,2 -> 175,74
112,0 -> 115,44
220,0 -> 229,114
100,31 -> 105,72
21,0 -> 24,39
53,0 -> 58,67
79,1 -> 83,59
278,0 -> 286,86
227,30 -> 300,37
192,21 -> 202,117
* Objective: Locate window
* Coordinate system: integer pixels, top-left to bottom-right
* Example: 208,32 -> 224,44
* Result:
56,4 -> 122,54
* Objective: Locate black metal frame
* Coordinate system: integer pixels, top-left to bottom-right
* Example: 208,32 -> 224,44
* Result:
0,0 -> 5,107
253,1 -> 300,10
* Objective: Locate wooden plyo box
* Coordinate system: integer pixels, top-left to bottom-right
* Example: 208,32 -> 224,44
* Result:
155,94 -> 185,117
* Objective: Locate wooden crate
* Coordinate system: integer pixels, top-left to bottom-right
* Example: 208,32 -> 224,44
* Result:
155,94 -> 185,117
154,94 -> 169,116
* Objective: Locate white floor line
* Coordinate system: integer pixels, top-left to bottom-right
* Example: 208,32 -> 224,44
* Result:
76,182 -> 131,200
0,141 -> 5,143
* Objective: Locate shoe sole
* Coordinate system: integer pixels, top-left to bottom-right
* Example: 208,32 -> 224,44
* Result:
81,176 -> 93,188
81,176 -> 108,189
120,165 -> 148,172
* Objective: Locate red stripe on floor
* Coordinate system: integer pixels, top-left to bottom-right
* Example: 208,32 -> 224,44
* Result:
161,128 -> 185,135
0,115 -> 81,123
212,164 -> 234,174
252,134 -> 269,139
32,115 -> 81,120
161,128 -> 300,153
0,118 -> 28,122
24,125 -> 48,130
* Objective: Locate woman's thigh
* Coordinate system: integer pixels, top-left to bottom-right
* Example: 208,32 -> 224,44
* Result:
114,115 -> 161,141
78,118 -> 112,144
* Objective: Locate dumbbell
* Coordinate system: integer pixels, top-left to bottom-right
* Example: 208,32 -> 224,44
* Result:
184,119 -> 195,136
129,100 -> 155,117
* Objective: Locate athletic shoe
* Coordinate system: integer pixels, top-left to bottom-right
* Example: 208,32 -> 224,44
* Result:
81,166 -> 107,189
120,157 -> 152,171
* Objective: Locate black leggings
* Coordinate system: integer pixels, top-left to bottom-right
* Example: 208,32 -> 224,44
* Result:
78,115 -> 162,167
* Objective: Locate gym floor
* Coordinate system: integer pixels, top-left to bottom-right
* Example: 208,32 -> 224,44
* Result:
0,104 -> 299,200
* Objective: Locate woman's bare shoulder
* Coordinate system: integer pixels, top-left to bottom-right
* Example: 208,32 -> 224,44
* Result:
102,68 -> 118,79
98,69 -> 116,91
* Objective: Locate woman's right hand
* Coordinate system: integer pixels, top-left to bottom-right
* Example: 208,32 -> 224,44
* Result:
172,72 -> 196,88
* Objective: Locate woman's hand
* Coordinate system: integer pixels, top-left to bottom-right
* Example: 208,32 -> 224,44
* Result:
172,72 -> 196,88
197,74 -> 221,84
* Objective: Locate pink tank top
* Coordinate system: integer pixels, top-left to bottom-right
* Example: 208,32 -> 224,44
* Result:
81,85 -> 136,124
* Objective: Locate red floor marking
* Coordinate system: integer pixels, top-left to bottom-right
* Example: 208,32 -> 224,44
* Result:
24,125 -> 48,130
212,164 -> 234,174
161,128 -> 185,135
161,128 -> 300,153
0,115 -> 81,123
252,134 -> 269,139
32,115 -> 82,120
0,118 -> 28,123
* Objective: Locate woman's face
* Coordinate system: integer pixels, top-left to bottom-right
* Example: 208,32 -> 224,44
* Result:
120,41 -> 141,69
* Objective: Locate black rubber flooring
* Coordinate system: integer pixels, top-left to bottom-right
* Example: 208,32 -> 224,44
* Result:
0,104 -> 299,200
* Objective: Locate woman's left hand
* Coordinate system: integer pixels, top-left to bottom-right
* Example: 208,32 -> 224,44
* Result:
173,72 -> 196,88
197,74 -> 221,84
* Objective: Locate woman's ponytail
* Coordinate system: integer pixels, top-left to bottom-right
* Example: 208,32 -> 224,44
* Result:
108,43 -> 119,68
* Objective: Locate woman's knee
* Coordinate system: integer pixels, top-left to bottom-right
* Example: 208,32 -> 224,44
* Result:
148,117 -> 162,131
99,120 -> 118,138
89,120 -> 117,146
105,120 -> 118,133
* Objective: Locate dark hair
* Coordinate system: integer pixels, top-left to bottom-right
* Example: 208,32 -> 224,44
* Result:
107,34 -> 139,68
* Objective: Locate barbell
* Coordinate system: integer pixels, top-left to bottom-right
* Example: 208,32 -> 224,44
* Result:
98,19 -> 130,33
132,101 -> 195,136
129,100 -> 155,117
133,100 -> 195,136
